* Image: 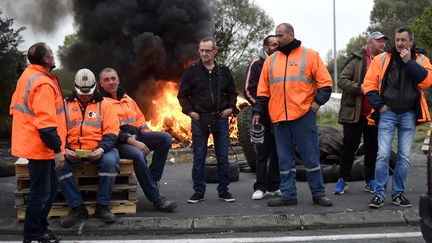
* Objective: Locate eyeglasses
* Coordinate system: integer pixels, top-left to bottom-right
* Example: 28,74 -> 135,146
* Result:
199,48 -> 214,53
266,43 -> 278,47
74,83 -> 95,94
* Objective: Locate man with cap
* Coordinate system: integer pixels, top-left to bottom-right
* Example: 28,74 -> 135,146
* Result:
58,68 -> 120,227
333,31 -> 388,195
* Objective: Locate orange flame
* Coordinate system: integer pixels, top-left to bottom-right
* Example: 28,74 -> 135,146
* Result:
147,81 -> 248,147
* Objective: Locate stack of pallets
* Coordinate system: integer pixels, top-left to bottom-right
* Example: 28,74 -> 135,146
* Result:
15,158 -> 137,220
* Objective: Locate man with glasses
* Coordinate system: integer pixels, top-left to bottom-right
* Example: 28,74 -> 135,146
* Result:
178,37 -> 238,204
245,35 -> 281,200
59,68 -> 120,227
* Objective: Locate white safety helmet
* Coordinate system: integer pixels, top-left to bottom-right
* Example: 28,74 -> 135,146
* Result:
74,68 -> 96,95
250,123 -> 265,144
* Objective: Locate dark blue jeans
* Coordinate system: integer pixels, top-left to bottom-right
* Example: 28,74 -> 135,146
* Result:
59,149 -> 120,208
23,159 -> 58,241
136,131 -> 172,182
116,143 -> 161,202
191,117 -> 230,194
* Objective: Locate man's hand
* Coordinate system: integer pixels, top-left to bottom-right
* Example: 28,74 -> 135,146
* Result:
189,111 -> 200,121
400,48 -> 411,63
252,115 -> 260,125
65,148 -> 79,160
128,136 -> 151,155
380,104 -> 389,113
219,108 -> 233,118
311,102 -> 320,113
89,148 -> 104,160
54,152 -> 65,172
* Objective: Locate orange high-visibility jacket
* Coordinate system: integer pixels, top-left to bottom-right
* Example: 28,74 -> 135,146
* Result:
10,64 -> 67,159
105,94 -> 150,131
257,46 -> 333,122
65,98 -> 119,150
363,52 -> 432,125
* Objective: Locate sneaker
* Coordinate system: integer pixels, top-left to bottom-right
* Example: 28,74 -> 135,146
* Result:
42,230 -> 60,243
94,204 -> 116,224
23,240 -> 44,243
61,204 -> 89,228
333,178 -> 348,195
154,196 -> 178,212
312,196 -> 333,206
252,190 -> 265,200
188,192 -> 204,204
369,195 -> 384,208
267,197 -> 297,207
266,189 -> 282,197
364,180 -> 377,193
218,191 -> 236,202
392,194 -> 412,208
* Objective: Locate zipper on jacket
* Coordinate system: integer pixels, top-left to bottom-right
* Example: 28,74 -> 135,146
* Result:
78,104 -> 87,149
283,55 -> 289,120
208,70 -> 215,110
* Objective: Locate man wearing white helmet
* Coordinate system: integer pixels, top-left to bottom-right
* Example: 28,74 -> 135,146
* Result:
58,68 -> 120,228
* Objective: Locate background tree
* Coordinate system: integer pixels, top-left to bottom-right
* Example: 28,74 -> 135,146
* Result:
368,0 -> 432,47
411,4 -> 432,54
0,11 -> 26,138
214,0 -> 273,91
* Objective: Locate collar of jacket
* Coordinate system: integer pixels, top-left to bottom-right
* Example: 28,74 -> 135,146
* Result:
98,84 -> 126,100
65,89 -> 103,103
199,60 -> 220,73
258,47 -> 268,59
390,45 -> 418,66
28,64 -> 57,79
277,39 -> 302,56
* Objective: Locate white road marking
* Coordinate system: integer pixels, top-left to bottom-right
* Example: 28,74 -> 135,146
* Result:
12,231 -> 423,243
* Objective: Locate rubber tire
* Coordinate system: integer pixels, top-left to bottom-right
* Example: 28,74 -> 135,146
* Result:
205,162 -> 240,183
237,105 -> 256,172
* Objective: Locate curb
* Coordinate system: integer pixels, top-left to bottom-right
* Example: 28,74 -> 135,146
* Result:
0,209 -> 420,236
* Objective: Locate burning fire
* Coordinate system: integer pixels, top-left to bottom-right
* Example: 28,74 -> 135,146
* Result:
147,81 -> 248,147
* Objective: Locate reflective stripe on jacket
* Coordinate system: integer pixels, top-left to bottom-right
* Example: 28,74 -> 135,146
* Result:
363,52 -> 432,125
105,94 -> 149,131
257,46 -> 333,122
10,64 -> 67,159
65,98 -> 119,150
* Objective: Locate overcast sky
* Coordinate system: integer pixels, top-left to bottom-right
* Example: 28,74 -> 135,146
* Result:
2,0 -> 374,65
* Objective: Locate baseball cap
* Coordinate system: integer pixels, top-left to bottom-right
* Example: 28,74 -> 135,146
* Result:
74,68 -> 96,95
368,31 -> 389,41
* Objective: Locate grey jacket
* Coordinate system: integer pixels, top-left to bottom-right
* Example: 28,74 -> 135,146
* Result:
337,48 -> 367,124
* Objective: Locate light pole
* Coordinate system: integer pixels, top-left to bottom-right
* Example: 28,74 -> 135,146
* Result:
333,0 -> 338,93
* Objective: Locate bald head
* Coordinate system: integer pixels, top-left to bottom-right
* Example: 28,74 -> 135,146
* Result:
275,23 -> 295,47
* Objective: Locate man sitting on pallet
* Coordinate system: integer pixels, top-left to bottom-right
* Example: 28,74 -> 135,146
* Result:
59,68 -> 121,228
98,67 -> 177,212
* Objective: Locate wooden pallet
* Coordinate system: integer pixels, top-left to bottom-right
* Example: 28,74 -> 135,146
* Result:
15,184 -> 137,207
15,158 -> 134,176
16,200 -> 137,220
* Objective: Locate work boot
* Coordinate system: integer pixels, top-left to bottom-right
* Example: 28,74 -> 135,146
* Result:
94,204 -> 116,224
312,196 -> 333,206
267,197 -> 297,207
153,196 -> 178,212
61,204 -> 89,228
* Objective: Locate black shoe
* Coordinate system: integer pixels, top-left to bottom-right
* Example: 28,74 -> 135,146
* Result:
218,191 -> 235,202
312,196 -> 333,206
23,240 -> 43,243
42,230 -> 60,243
392,194 -> 412,207
154,196 -> 178,212
267,197 -> 297,207
188,192 -> 204,204
369,195 -> 384,208
61,204 -> 89,228
94,204 -> 116,224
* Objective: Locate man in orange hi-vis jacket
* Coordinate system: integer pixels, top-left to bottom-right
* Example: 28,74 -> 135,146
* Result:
252,23 -> 333,208
363,27 -> 432,209
10,42 -> 66,243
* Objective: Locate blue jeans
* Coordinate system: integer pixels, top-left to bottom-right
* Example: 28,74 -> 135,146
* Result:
273,110 -> 326,199
191,117 -> 230,194
374,110 -> 416,200
23,159 -> 58,241
116,143 -> 161,202
136,131 -> 172,181
59,149 -> 120,208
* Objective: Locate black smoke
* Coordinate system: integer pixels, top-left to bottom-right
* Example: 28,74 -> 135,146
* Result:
66,0 -> 214,97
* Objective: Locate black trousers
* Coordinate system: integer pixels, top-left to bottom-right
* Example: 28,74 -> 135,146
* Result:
339,115 -> 378,183
253,114 -> 280,192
